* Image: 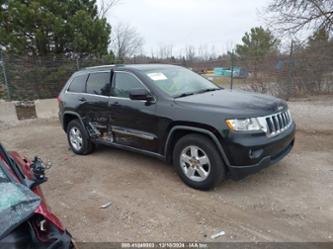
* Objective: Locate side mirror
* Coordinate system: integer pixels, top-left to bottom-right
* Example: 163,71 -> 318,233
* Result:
129,88 -> 154,102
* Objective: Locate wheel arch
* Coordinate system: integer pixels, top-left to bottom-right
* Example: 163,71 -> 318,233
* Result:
164,125 -> 231,167
62,111 -> 85,132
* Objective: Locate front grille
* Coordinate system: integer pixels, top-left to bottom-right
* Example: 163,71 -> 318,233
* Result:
264,110 -> 292,136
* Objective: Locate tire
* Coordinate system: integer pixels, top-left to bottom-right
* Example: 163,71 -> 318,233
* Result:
67,119 -> 94,155
173,134 -> 225,190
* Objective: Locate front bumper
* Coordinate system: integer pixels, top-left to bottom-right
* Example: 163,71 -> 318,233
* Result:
226,122 -> 296,179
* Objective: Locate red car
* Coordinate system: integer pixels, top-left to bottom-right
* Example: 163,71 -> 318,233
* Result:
0,143 -> 74,249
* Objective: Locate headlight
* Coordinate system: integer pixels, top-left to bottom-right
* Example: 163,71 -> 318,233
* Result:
226,118 -> 265,132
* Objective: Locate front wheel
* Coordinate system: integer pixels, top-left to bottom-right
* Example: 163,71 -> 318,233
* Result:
173,134 -> 225,190
67,119 -> 94,155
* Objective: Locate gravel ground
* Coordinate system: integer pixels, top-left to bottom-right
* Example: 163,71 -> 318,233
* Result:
0,96 -> 332,242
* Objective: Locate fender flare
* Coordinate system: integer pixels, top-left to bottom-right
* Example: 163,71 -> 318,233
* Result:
164,125 -> 231,167
62,111 -> 85,131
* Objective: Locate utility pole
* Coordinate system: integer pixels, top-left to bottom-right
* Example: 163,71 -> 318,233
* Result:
230,50 -> 234,90
0,49 -> 11,100
287,40 -> 294,100
76,56 -> 80,70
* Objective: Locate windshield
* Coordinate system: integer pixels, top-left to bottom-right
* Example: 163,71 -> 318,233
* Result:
143,67 -> 219,98
0,143 -> 25,183
0,163 -> 40,239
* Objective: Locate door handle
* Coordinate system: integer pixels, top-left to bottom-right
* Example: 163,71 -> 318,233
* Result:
79,97 -> 87,102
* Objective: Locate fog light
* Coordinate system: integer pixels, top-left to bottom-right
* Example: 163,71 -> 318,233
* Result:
249,149 -> 264,159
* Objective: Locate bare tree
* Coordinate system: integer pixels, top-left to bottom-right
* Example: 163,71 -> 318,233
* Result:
98,0 -> 121,18
111,23 -> 144,60
185,46 -> 196,63
197,45 -> 210,61
197,44 -> 218,61
157,44 -> 174,59
266,0 -> 333,36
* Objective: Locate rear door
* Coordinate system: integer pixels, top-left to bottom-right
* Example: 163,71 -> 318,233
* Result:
80,71 -> 112,138
64,73 -> 88,116
109,71 -> 159,153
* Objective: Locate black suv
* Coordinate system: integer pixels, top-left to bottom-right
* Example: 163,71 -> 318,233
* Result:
58,64 -> 295,190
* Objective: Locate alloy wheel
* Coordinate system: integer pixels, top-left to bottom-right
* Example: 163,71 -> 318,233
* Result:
180,145 -> 211,182
69,127 -> 83,151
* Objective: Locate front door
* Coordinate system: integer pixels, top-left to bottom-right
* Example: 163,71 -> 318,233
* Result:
109,71 -> 159,153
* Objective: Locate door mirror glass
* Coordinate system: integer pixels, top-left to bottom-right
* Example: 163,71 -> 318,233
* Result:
129,89 -> 153,101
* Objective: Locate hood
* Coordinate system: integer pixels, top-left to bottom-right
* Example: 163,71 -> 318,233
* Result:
174,89 -> 287,117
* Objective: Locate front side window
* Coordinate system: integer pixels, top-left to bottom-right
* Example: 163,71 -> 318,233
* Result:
67,74 -> 88,93
86,72 -> 111,96
112,72 -> 146,98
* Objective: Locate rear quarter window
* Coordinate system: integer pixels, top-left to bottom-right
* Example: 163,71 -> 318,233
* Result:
67,74 -> 88,93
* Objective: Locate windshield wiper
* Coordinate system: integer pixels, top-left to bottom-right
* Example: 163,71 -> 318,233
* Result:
196,88 -> 220,94
175,88 -> 220,98
174,92 -> 196,98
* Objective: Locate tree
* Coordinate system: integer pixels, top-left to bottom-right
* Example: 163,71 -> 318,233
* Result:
157,44 -> 174,59
98,0 -> 121,18
235,27 -> 279,78
294,28 -> 333,93
266,0 -> 333,36
197,44 -> 217,61
111,23 -> 144,61
0,0 -> 111,56
236,27 -> 279,59
308,27 -> 330,46
185,46 -> 196,63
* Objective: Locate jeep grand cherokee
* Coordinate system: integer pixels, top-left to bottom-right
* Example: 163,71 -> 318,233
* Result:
58,64 -> 295,190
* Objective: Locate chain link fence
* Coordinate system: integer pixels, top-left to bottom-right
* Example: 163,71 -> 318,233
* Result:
172,46 -> 333,100
0,53 -> 122,100
0,48 -> 332,101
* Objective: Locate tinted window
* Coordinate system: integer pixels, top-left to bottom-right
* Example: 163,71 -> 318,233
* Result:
67,74 -> 87,93
86,72 -> 111,96
113,72 -> 145,98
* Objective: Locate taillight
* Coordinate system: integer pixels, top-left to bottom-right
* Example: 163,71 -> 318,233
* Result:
56,96 -> 61,105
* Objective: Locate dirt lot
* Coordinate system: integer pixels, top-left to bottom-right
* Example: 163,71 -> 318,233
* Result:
1,96 -> 332,242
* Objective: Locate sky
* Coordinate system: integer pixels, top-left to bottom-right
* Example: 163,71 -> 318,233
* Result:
103,0 -> 271,56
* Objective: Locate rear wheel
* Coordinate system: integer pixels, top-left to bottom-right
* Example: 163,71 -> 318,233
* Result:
173,134 -> 225,190
67,119 -> 94,155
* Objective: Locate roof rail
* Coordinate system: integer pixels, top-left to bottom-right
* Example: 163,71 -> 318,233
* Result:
83,64 -> 116,70
82,64 -> 126,71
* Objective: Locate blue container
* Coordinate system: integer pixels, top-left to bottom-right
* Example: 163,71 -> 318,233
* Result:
213,67 -> 224,76
214,67 -> 248,78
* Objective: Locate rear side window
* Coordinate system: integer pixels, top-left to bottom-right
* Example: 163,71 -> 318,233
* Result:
67,74 -> 88,93
112,72 -> 145,98
86,72 -> 111,96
